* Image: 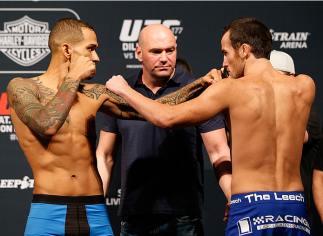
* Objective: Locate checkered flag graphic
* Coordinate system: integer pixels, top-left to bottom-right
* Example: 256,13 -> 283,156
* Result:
253,216 -> 264,225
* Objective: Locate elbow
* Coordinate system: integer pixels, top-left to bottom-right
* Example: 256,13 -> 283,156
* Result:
154,115 -> 177,130
37,129 -> 56,139
32,124 -> 58,139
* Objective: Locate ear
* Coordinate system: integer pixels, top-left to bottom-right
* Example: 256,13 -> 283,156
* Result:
136,45 -> 143,62
240,44 -> 251,59
62,44 -> 71,59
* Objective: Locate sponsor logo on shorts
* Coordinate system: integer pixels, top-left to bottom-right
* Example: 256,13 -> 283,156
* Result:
0,176 -> 34,189
270,29 -> 310,49
0,92 -> 17,141
230,198 -> 241,204
0,15 -> 51,66
237,217 -> 252,236
237,214 -> 310,235
244,192 -> 304,203
254,214 -> 310,234
119,19 -> 183,68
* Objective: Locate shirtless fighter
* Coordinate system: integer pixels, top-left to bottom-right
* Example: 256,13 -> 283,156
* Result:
105,17 -> 315,235
7,18 -> 210,236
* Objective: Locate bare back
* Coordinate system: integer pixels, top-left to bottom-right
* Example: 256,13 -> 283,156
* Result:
223,70 -> 314,195
9,78 -> 120,196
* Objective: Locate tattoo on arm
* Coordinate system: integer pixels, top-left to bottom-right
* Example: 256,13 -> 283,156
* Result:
7,77 -> 79,136
156,78 -> 204,105
82,84 -> 142,119
82,84 -> 130,106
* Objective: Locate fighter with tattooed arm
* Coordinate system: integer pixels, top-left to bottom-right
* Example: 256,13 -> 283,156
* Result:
7,19 -> 212,236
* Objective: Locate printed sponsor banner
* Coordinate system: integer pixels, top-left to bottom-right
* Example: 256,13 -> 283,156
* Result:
271,29 -> 310,49
0,176 -> 34,189
119,19 -> 183,69
0,8 -> 80,74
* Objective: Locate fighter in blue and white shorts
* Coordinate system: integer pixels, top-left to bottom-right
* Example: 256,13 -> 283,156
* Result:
226,191 -> 311,236
24,194 -> 114,236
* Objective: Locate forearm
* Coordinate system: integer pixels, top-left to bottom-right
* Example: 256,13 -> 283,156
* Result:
313,169 -> 323,223
213,156 -> 232,201
218,173 -> 232,201
156,78 -> 204,105
97,154 -> 114,197
34,77 -> 79,133
82,84 -> 145,120
8,77 -> 80,137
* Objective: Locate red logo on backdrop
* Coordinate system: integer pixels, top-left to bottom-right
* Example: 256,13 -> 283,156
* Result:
0,93 -> 10,115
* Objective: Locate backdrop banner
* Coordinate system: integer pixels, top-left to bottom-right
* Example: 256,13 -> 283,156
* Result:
0,1 -> 322,235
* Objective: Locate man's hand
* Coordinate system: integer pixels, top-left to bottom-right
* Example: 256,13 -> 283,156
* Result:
223,202 -> 230,223
105,75 -> 130,96
201,69 -> 223,88
68,56 -> 96,82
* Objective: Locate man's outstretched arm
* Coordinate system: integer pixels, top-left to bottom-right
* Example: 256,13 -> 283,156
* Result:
88,70 -> 217,120
105,69 -> 228,129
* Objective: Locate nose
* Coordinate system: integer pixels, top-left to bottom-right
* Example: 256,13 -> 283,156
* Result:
160,51 -> 167,63
92,51 -> 100,62
222,56 -> 228,68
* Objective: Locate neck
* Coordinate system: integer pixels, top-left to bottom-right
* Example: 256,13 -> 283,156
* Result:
41,57 -> 70,90
243,57 -> 271,77
141,68 -> 175,94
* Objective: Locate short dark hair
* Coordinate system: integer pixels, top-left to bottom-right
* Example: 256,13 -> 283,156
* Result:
48,18 -> 94,53
222,17 -> 273,59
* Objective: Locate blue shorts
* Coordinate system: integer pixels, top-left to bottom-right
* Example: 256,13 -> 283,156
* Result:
225,191 -> 311,236
24,194 -> 114,236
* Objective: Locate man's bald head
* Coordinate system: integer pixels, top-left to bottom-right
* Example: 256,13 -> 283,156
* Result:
138,24 -> 176,49
136,24 -> 177,80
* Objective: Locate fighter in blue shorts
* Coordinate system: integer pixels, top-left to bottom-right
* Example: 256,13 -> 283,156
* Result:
24,195 -> 113,236
226,191 -> 311,236
103,16 -> 316,236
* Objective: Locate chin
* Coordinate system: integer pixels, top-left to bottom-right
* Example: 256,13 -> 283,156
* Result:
86,75 -> 94,80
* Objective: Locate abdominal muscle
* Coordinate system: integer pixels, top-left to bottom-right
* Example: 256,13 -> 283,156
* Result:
17,126 -> 103,196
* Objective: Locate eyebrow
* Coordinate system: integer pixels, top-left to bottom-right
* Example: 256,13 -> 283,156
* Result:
150,46 -> 175,51
88,43 -> 98,48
